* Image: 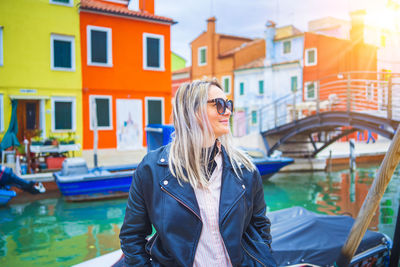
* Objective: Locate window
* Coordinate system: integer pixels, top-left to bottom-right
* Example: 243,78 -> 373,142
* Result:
143,33 -> 165,71
239,82 -> 244,96
305,81 -> 316,100
283,40 -> 291,54
305,48 -> 317,66
222,76 -> 231,94
87,26 -> 112,67
0,94 -> 3,131
291,76 -> 298,92
251,110 -> 257,125
258,80 -> 264,95
51,97 -> 76,131
198,46 -> 207,66
51,34 -> 75,71
89,95 -> 113,130
50,0 -> 73,6
146,97 -> 164,125
0,27 -> 3,66
127,0 -> 139,11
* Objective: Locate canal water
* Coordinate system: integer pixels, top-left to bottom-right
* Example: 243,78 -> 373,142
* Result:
1,165 -> 399,267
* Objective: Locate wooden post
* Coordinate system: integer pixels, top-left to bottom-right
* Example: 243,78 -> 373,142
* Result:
349,139 -> 356,172
387,76 -> 392,120
346,73 -> 351,112
316,80 -> 320,114
336,125 -> 400,266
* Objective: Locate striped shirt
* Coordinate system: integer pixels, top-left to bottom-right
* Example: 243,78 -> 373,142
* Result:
193,151 -> 232,267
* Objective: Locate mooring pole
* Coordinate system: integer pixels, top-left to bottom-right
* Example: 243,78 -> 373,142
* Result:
349,139 -> 356,172
389,201 -> 400,267
336,125 -> 400,266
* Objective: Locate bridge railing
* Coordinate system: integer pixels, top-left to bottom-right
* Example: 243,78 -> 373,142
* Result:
259,71 -> 400,133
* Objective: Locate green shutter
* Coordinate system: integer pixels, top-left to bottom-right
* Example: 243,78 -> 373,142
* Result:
53,0 -> 70,3
91,30 -> 107,63
147,37 -> 160,68
200,48 -> 206,64
251,110 -> 257,124
240,82 -> 244,95
307,83 -> 315,99
258,80 -> 264,94
291,76 -> 298,92
283,41 -> 291,54
96,98 -> 110,127
54,39 -> 72,68
148,100 -> 162,124
55,101 -> 72,130
308,50 -> 315,64
224,78 -> 230,93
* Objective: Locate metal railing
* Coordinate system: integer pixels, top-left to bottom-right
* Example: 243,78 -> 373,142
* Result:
254,71 -> 400,133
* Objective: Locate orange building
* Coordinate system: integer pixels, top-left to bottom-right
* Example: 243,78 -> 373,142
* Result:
302,11 -> 378,140
190,17 -> 265,100
79,0 -> 175,150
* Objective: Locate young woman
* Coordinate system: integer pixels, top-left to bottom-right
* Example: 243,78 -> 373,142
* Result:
119,80 -> 276,266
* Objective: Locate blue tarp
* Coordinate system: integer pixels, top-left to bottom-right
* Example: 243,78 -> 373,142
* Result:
145,124 -> 174,152
0,100 -> 20,151
269,207 -> 389,266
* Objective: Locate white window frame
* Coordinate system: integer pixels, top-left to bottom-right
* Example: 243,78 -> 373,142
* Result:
283,40 -> 291,54
0,27 -> 3,66
87,25 -> 113,67
145,97 -> 165,126
89,95 -> 113,130
305,48 -> 317,66
143,33 -> 165,71
198,46 -> 207,66
305,81 -> 317,100
51,96 -> 76,132
127,0 -> 139,11
0,94 -> 4,132
221,75 -> 231,94
51,34 -> 75,71
50,0 -> 73,7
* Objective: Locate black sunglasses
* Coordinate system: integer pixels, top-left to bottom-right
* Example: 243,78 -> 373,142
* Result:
207,98 -> 233,115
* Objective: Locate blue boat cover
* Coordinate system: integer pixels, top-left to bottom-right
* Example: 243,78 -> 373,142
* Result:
269,207 -> 387,266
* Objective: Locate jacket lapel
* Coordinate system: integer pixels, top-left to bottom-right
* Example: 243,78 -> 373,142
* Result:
219,146 -> 246,224
158,146 -> 201,219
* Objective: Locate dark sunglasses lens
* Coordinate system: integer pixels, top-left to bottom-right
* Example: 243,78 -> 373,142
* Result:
216,99 -> 225,114
226,100 -> 233,112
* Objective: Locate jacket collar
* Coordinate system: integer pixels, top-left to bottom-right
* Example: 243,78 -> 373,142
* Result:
158,144 -> 246,223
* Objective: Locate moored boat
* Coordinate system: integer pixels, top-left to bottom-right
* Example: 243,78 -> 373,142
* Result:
0,188 -> 16,206
53,158 -> 137,202
78,206 -> 391,267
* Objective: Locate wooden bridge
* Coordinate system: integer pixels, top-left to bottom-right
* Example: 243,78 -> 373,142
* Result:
257,71 -> 400,158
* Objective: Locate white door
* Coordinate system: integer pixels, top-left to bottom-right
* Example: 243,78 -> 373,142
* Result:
116,99 -> 143,150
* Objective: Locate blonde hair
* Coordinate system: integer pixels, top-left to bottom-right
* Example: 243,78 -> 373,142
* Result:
168,79 -> 255,188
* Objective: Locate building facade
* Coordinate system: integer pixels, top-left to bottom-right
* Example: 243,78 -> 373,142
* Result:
0,0 -> 83,150
79,0 -> 174,150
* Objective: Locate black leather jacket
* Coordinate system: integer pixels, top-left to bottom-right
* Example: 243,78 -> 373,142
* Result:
120,145 -> 276,266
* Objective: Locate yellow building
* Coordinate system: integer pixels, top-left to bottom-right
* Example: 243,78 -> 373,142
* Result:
0,0 -> 82,152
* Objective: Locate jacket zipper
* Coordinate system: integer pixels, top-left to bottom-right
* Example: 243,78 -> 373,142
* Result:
149,234 -> 159,255
241,242 -> 267,267
160,186 -> 201,220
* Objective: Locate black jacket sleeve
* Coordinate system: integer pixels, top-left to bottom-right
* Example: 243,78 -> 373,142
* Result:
119,166 -> 152,266
250,170 -> 272,248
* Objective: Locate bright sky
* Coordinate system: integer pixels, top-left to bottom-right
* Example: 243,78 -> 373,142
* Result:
155,0 -> 399,66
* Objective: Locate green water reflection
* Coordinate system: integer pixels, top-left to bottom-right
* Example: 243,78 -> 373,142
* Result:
0,166 -> 399,266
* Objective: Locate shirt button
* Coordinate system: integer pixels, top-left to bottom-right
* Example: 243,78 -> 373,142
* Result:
160,158 -> 165,162
163,180 -> 168,185
242,184 -> 246,189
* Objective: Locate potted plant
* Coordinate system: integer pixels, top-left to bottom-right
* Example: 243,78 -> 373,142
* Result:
67,132 -> 75,144
31,130 -> 44,146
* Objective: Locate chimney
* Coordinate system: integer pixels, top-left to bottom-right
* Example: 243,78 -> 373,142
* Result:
350,9 -> 366,44
207,17 -> 217,33
265,20 -> 276,66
